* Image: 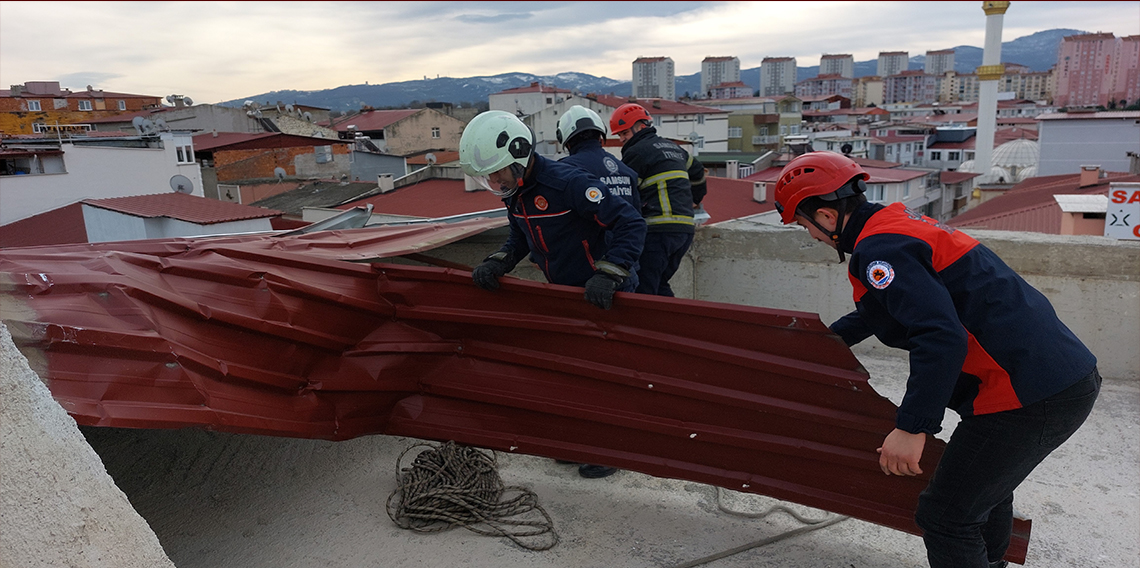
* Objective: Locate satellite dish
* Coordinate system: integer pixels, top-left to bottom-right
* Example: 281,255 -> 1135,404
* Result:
183,96 -> 193,106
166,95 -> 175,103
243,100 -> 254,110
131,116 -> 146,134
273,167 -> 287,180
139,118 -> 156,134
841,143 -> 854,155
303,112 -> 312,122
154,118 -> 169,131
170,175 -> 194,194
285,104 -> 295,113
425,153 -> 437,165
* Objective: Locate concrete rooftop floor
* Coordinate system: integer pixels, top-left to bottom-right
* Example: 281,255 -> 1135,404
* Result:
83,350 -> 1139,568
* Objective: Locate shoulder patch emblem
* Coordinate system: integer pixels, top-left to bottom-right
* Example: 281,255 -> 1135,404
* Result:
534,195 -> 548,211
585,187 -> 604,203
603,156 -> 619,174
867,260 -> 895,290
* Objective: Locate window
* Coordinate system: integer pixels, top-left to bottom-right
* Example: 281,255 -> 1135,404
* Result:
28,100 -> 41,111
697,114 -> 705,125
175,144 -> 195,164
790,124 -> 799,135
903,183 -> 910,198
118,100 -> 126,111
727,127 -> 742,138
315,145 -> 332,164
431,127 -> 440,139
948,151 -> 960,161
78,100 -> 92,111
930,151 -> 942,161
694,136 -> 704,149
886,146 -> 893,156
867,184 -> 885,202
546,97 -> 552,104
32,123 -> 47,133
780,125 -> 787,135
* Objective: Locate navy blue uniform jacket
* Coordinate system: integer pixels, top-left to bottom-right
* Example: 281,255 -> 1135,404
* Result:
560,139 -> 641,212
831,202 -> 1097,435
619,126 -> 707,234
495,154 -> 646,287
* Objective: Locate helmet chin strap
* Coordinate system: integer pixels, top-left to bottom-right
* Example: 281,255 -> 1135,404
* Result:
801,210 -> 848,263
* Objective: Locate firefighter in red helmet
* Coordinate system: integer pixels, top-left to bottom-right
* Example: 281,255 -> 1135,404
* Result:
775,151 -> 1100,568
609,102 -> 707,297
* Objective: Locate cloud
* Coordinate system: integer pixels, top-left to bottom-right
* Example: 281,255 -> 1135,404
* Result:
454,12 -> 534,24
54,72 -> 124,89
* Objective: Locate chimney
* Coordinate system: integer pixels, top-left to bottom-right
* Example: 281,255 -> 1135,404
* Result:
726,160 -> 739,179
377,173 -> 394,193
1079,165 -> 1102,188
1128,151 -> 1140,175
752,182 -> 767,203
652,99 -> 662,109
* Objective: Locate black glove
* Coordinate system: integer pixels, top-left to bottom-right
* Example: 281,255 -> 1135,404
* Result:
583,260 -> 630,310
472,255 -> 510,290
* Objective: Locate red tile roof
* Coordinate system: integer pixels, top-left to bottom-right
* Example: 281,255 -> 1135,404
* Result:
327,109 -> 421,132
744,163 -> 926,185
762,57 -> 794,62
82,193 -> 282,224
193,132 -> 277,151
634,56 -> 669,63
0,203 -> 88,248
192,132 -> 342,153
491,82 -> 572,95
593,95 -> 727,115
948,172 -> 1140,233
702,56 -> 736,62
940,171 -> 981,184
701,177 -> 776,223
1037,111 -> 1140,121
852,157 -> 904,169
821,54 -> 852,59
338,179 -> 504,218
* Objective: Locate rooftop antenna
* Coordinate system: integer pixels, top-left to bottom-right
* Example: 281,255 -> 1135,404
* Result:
169,174 -> 194,194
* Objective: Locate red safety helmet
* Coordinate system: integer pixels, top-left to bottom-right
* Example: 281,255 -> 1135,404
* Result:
610,103 -> 652,135
773,152 -> 869,224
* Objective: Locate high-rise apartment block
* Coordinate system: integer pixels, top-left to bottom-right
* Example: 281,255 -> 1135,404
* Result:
1055,33 -> 1140,107
883,70 -> 938,104
794,75 -> 853,99
877,51 -> 910,78
854,76 -> 884,108
761,57 -> 797,97
820,54 -> 854,78
925,49 -> 956,76
632,56 -> 675,101
701,56 -> 741,96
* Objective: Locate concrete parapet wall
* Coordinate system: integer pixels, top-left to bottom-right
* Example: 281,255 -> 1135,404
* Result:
689,221 -> 1140,381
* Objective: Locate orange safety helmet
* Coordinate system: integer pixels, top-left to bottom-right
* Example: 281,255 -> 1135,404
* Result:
773,152 -> 869,224
609,103 -> 652,135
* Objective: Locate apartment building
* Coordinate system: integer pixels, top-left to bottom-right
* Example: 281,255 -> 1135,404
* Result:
853,76 -> 884,108
0,81 -> 162,135
760,57 -> 797,97
701,56 -> 741,97
884,71 -> 938,104
633,57 -> 676,101
795,74 -> 854,99
820,54 -> 855,78
1055,32 -> 1140,107
877,51 -> 910,78
924,49 -> 956,76
489,82 -> 573,117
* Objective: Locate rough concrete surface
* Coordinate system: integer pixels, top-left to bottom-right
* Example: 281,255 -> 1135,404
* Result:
66,347 -> 1138,568
0,323 -> 177,568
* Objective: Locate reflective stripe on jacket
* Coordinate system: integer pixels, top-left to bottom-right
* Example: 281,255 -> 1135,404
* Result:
619,126 -> 707,233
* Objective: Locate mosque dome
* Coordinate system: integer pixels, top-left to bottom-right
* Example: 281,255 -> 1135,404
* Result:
1015,165 -> 1038,182
957,159 -> 976,172
992,138 -> 1039,168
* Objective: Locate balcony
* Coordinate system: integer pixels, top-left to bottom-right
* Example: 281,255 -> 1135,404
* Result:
751,135 -> 780,145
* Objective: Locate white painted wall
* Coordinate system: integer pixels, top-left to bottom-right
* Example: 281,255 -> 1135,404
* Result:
1038,117 -> 1140,176
81,205 -> 272,243
0,133 -> 203,225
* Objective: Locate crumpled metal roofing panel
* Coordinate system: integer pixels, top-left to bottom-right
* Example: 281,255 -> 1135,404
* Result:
0,223 -> 1029,564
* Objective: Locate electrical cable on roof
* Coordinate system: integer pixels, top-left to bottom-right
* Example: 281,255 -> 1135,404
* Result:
667,487 -> 849,568
386,441 -> 559,551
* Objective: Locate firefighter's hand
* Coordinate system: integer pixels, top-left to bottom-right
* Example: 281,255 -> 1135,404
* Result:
877,428 -> 925,476
472,258 -> 509,291
584,272 -> 623,310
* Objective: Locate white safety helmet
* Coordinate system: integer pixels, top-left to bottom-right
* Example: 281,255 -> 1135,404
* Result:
556,105 -> 606,146
459,111 -> 534,197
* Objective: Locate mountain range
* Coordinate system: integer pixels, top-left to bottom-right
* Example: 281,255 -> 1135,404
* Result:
222,29 -> 1085,112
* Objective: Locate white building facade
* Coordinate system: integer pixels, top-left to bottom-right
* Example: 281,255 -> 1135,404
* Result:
820,54 -> 855,78
633,57 -> 676,101
877,51 -> 910,78
0,132 -> 203,225
761,57 -> 797,97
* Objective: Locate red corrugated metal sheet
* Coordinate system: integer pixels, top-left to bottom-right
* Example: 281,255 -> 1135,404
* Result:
0,203 -> 88,248
338,179 -> 505,218
0,218 -> 1029,563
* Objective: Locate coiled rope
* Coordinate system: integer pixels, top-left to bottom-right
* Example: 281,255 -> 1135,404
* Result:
386,441 -> 559,551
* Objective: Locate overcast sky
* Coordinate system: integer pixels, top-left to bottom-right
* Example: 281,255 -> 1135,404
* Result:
1,1 -> 1136,104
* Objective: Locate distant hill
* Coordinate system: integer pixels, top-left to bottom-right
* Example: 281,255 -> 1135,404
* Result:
223,29 -> 1086,111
